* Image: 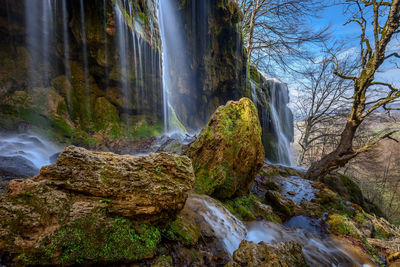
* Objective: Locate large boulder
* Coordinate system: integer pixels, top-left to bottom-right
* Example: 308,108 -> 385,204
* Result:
188,98 -> 265,199
36,146 -> 195,220
0,146 -> 195,264
226,240 -> 309,267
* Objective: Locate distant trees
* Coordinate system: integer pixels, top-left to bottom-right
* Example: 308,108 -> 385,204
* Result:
295,54 -> 353,166
238,0 -> 329,73
344,132 -> 400,223
305,0 -> 400,180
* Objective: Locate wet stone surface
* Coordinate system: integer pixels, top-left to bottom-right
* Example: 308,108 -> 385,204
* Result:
275,176 -> 316,203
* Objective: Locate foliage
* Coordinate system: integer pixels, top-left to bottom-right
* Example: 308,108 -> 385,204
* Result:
19,216 -> 161,265
327,213 -> 360,238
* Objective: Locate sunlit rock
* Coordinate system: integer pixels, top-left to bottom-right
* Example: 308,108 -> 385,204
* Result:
0,146 -> 195,264
189,98 -> 264,199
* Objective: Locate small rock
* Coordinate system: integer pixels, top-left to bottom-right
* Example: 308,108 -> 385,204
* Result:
287,191 -> 296,196
226,240 -> 308,267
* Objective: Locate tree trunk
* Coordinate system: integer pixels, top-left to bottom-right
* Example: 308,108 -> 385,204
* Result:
305,120 -> 360,180
297,119 -> 312,165
246,0 -> 259,61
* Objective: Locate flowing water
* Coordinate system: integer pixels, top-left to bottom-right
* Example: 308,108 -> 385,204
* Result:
195,195 -> 376,267
158,0 -> 192,133
5,0 -> 162,134
188,195 -> 247,255
0,133 -> 60,170
251,74 -> 294,165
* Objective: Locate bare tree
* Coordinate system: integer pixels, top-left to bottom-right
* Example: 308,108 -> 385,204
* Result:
295,54 -> 354,166
305,0 -> 400,180
239,0 -> 329,73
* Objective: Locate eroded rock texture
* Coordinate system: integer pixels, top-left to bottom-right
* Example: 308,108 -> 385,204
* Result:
0,146 -> 194,264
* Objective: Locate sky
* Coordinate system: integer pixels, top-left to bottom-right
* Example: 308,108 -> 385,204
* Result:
287,3 -> 400,109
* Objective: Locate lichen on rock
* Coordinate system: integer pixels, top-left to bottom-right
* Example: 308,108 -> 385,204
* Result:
188,97 -> 265,199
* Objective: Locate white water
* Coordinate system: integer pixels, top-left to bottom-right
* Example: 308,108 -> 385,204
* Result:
25,0 -> 55,87
0,133 -> 61,169
250,73 -> 294,165
188,195 -> 247,254
248,221 -> 373,267
267,77 -> 294,165
158,0 -> 190,133
196,195 -> 375,266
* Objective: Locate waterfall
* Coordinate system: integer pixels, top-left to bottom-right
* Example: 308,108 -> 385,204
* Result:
158,0 -> 191,134
251,73 -> 294,166
25,0 -> 55,88
113,0 -> 162,126
188,195 -> 247,255
267,78 -> 294,165
0,0 -> 162,138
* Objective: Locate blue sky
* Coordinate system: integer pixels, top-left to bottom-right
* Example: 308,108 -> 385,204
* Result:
287,3 -> 399,109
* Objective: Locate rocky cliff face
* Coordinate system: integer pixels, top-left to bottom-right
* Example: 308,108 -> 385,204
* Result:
0,0 -> 162,144
0,0 -> 248,144
250,67 -> 294,164
164,0 -> 247,132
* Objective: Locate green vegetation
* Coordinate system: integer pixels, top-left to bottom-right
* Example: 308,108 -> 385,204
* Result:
326,214 -> 359,238
18,216 -> 161,265
224,193 -> 281,223
165,216 -> 200,246
132,121 -> 163,138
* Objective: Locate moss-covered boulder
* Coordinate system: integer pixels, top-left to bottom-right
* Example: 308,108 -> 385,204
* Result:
0,146 -> 195,265
188,98 -> 265,199
226,240 -> 309,267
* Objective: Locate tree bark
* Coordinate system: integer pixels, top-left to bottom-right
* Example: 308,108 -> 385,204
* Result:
246,0 -> 259,61
305,0 -> 400,180
305,120 -> 360,180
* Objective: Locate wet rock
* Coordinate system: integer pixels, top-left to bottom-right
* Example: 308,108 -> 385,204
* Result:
0,146 -> 195,264
49,152 -> 60,164
223,194 -> 281,223
0,155 -> 39,179
264,190 -> 296,217
189,98 -> 264,199
168,194 -> 233,266
156,133 -> 195,155
226,240 -> 309,267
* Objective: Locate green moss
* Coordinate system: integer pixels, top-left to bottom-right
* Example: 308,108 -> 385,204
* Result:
224,194 -> 257,221
132,121 -> 163,137
190,98 -> 264,199
224,193 -> 281,223
93,97 -> 120,132
169,105 -> 188,134
165,216 -> 200,246
18,216 -> 161,265
327,214 -> 359,238
264,181 -> 281,191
